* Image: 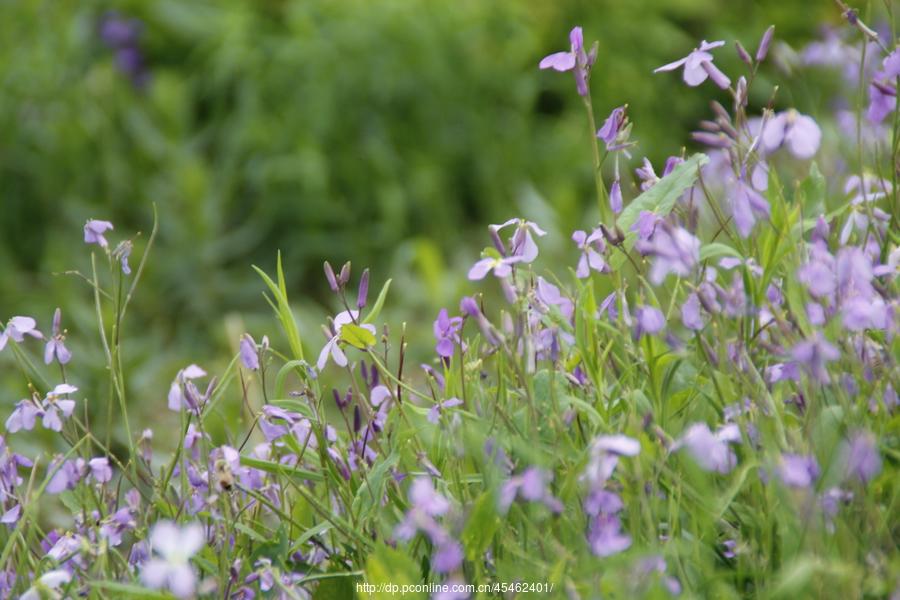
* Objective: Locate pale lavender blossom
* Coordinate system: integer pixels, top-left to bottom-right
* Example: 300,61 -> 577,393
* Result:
681,293 -> 705,330
88,457 -> 113,483
0,316 -> 43,352
20,570 -> 71,600
140,521 -> 205,598
167,364 -> 208,411
44,309 -> 71,365
631,210 -> 661,240
499,467 -> 563,514
634,306 -> 665,339
867,48 -> 900,123
572,229 -> 609,278
467,255 -> 524,280
777,453 -> 820,488
317,310 -> 375,371
840,431 -> 881,483
113,240 -> 132,275
83,219 -> 114,248
609,179 -> 624,214
427,397 -> 463,424
791,334 -> 840,384
535,277 -> 574,320
675,423 -> 741,473
635,224 -> 700,284
654,40 -> 726,86
239,334 -> 260,370
729,177 -> 770,237
760,110 -> 822,159
588,514 -> 632,556
491,218 -> 547,263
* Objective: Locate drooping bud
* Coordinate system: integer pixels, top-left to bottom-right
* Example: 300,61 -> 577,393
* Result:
357,268 -> 370,309
324,261 -> 339,292
609,179 -> 623,215
756,26 -> 774,62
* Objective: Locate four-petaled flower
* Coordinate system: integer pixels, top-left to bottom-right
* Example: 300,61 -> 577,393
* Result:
317,310 -> 375,371
83,219 -> 114,248
572,229 -> 609,278
140,520 -> 205,599
654,40 -> 726,87
539,26 -> 598,96
44,308 -> 72,366
0,316 -> 43,352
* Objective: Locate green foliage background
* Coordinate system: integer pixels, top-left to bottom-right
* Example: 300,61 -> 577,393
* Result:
1,0 -> 833,418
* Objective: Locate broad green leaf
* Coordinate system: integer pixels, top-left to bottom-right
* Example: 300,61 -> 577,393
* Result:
363,543 -> 423,599
700,242 -> 741,262
612,153 -> 709,269
461,491 -> 501,560
341,323 -> 377,349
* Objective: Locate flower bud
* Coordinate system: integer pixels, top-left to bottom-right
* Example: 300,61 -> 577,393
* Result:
339,262 -> 351,286
357,268 -> 370,309
735,41 -> 752,65
756,26 -> 774,62
323,261 -> 339,292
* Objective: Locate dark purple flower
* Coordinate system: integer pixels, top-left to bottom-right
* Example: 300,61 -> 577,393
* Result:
654,39 -> 726,87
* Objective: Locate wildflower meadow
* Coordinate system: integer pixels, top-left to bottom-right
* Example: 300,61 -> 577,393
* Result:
1,3 -> 899,599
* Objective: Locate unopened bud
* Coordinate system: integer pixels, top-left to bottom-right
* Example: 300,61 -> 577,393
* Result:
735,41 -> 752,65
357,268 -> 370,309
324,261 -> 339,292
756,26 -> 774,62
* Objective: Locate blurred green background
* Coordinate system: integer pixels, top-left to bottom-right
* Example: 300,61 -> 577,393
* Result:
1,0 -> 837,445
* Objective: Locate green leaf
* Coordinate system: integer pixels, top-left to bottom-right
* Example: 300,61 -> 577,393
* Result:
363,278 -> 392,324
461,492 -> 501,560
352,451 -> 399,521
341,323 -> 377,349
87,581 -> 172,599
252,251 -> 305,361
700,242 -> 741,262
798,162 -> 826,216
363,543 -> 423,599
612,153 -> 709,269
241,456 -> 324,482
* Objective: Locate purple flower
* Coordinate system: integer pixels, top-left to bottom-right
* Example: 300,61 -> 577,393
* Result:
675,423 -> 741,473
841,431 -> 881,483
597,106 -> 634,154
140,521 -> 204,599
317,310 -> 375,371
499,467 -> 563,514
583,434 -> 640,488
572,229 -> 609,278
609,179 -> 624,214
761,110 -> 822,159
83,219 -> 114,248
46,458 -> 86,494
587,514 -> 632,557
635,224 -> 700,285
0,316 -> 43,352
867,48 -> 900,123
535,277 -> 574,320
791,334 -> 840,384
44,309 -> 72,365
113,240 -> 132,275
777,453 -> 820,488
5,399 -> 40,433
729,177 -> 770,237
427,397 -> 463,424
634,306 -> 665,339
433,309 -> 463,358
89,457 -> 113,483
167,364 -> 208,412
432,541 -> 464,574
631,210 -> 661,239
491,218 -> 547,263
239,334 -> 259,370
681,292 -> 705,330
539,26 -> 597,96
654,40 -> 726,86
467,255 -> 523,280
